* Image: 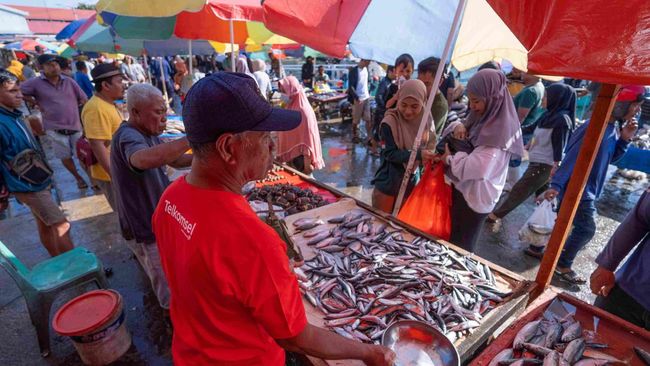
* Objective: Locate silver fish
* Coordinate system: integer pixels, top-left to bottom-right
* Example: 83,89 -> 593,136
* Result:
523,342 -> 554,357
489,348 -> 514,366
543,351 -> 560,366
543,322 -> 563,348
573,359 -> 609,366
307,231 -> 332,245
635,347 -> 650,366
563,338 -> 586,364
560,321 -> 582,342
514,320 -> 541,349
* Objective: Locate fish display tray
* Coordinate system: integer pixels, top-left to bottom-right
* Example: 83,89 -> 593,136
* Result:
284,199 -> 533,365
255,165 -> 339,204
469,291 -> 650,366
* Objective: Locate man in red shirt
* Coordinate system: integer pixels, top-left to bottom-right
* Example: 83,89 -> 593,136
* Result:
152,73 -> 394,365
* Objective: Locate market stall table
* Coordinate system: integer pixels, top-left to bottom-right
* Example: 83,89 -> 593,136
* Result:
470,289 -> 650,366
308,92 -> 348,120
281,198 -> 534,365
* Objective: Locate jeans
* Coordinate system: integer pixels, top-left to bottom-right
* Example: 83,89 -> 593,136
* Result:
493,162 -> 552,218
557,199 -> 596,268
594,284 -> 650,330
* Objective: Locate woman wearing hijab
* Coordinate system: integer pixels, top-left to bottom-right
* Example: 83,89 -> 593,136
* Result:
276,76 -> 325,174
438,69 -> 525,252
371,79 -> 436,213
488,84 -> 576,253
251,59 -> 272,100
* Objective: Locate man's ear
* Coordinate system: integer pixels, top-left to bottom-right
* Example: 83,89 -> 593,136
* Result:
215,134 -> 237,165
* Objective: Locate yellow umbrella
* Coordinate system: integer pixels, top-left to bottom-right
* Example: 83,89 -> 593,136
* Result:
95,0 -> 205,17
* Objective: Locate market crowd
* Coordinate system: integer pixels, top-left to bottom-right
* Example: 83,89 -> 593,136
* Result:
0,46 -> 647,366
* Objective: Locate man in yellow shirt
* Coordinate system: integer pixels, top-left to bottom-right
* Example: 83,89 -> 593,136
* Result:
81,64 -> 125,210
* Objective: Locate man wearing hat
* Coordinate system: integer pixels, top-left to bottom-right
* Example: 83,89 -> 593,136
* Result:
81,63 -> 126,210
542,85 -> 643,284
152,73 -> 394,366
21,54 -> 89,189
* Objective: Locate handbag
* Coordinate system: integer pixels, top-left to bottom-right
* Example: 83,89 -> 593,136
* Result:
6,118 -> 53,185
76,135 -> 97,168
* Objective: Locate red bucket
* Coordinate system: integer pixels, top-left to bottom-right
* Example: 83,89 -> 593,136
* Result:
53,290 -> 131,365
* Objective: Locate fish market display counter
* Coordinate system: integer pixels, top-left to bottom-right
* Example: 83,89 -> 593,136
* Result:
282,197 -> 534,365
469,290 -> 650,366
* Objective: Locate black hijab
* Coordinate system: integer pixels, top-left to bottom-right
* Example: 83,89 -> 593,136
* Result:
537,83 -> 577,130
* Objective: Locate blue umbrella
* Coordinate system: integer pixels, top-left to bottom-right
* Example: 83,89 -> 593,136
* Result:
56,18 -> 87,40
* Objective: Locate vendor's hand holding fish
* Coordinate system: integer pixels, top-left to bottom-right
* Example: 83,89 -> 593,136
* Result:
589,265 -> 615,296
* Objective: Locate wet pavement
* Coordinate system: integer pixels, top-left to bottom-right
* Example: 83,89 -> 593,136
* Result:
0,119 -> 644,364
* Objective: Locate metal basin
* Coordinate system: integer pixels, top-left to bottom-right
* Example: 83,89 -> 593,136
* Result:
382,320 -> 460,366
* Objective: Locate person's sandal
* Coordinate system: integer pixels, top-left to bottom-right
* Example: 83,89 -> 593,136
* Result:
554,269 -> 586,284
524,246 -> 545,259
77,180 -> 88,189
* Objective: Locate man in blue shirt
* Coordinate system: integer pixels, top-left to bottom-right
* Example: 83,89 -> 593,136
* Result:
74,61 -> 94,99
591,189 -> 650,330
0,70 -> 73,256
542,85 -> 644,284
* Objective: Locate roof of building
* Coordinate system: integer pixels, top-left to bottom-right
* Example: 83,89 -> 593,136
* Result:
5,5 -> 94,22
0,4 -> 30,35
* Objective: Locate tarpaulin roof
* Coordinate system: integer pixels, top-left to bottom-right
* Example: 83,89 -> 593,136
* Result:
487,0 -> 650,85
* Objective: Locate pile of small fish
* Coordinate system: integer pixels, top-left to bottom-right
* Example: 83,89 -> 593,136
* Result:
248,184 -> 329,214
292,211 -> 511,344
488,312 -> 646,366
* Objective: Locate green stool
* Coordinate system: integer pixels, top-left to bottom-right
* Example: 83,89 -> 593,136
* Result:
0,241 -> 108,357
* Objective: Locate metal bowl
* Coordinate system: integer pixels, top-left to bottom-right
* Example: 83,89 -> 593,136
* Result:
382,320 -> 460,366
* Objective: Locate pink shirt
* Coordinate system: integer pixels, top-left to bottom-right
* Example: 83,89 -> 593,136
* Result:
20,75 -> 87,131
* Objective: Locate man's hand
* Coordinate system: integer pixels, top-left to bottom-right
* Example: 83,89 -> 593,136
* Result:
452,124 -> 467,140
541,188 -> 559,202
590,265 -> 616,297
363,345 -> 396,366
621,119 -> 638,141
550,162 -> 560,178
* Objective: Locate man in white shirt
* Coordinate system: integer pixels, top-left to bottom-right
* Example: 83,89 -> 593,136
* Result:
347,59 -> 371,143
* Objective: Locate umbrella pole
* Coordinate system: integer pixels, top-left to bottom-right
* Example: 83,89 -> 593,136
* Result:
533,84 -> 619,298
230,18 -> 236,72
392,0 -> 468,216
159,57 -> 170,110
188,39 -> 193,77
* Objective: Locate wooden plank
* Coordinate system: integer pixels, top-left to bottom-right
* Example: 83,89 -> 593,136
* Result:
470,290 -> 650,366
534,84 -> 620,294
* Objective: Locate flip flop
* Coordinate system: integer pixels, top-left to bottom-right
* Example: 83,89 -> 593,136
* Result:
524,246 -> 545,259
554,269 -> 586,284
77,180 -> 88,189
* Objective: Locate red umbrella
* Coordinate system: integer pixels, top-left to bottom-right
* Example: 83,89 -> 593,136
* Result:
487,0 -> 650,85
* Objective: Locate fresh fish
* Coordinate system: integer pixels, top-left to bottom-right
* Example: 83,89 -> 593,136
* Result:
500,359 -> 543,366
296,219 -> 324,232
563,338 -> 586,364
543,351 -> 561,366
635,346 -> 650,366
573,359 -> 609,366
489,348 -> 514,366
543,322 -> 563,348
582,349 -> 625,364
560,321 -> 583,342
523,343 -> 554,357
306,231 -> 332,245
293,217 -> 319,227
303,228 -> 330,238
514,320 -> 541,349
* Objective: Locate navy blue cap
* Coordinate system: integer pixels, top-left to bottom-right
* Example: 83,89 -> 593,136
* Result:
183,72 -> 301,144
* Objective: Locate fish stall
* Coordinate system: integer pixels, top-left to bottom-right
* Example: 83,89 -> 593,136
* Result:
470,291 -> 650,366
280,194 -> 534,365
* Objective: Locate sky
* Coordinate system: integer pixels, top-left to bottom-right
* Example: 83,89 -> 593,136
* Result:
3,0 -> 97,8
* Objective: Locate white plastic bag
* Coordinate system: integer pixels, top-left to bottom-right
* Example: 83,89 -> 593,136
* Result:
518,200 -> 557,247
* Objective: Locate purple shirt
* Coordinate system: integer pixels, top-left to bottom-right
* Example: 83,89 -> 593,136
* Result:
595,189 -> 650,311
20,75 -> 87,131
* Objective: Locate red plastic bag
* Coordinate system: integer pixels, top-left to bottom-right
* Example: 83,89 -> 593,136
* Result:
397,163 -> 452,240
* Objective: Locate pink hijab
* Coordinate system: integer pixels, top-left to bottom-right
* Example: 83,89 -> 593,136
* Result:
276,76 -> 325,170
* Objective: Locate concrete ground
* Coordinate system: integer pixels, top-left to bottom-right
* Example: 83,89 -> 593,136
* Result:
0,119 -> 644,364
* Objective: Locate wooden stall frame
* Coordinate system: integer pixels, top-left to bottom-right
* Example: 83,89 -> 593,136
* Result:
534,84 -> 620,295
278,164 -> 538,364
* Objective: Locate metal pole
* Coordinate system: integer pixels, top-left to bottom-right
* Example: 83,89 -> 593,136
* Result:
229,18 -> 236,72
392,0 -> 467,216
188,39 -> 193,77
159,57 -> 170,109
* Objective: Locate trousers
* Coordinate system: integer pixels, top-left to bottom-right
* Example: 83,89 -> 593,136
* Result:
557,199 -> 596,268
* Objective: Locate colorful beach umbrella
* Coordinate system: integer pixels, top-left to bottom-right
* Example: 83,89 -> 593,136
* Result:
262,0 -> 526,72
5,39 -> 58,52
55,18 -> 87,40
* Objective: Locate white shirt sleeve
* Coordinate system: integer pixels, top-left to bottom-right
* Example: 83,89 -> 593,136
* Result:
447,146 -> 511,213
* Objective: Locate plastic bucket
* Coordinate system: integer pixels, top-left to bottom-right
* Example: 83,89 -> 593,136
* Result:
53,290 -> 131,365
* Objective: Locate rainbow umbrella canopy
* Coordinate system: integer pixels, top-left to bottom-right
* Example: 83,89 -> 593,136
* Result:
69,17 -> 217,56
262,0 -> 527,72
5,39 -> 58,52
95,0 -> 295,46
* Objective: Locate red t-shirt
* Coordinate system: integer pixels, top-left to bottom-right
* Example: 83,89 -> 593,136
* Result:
152,177 -> 307,365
